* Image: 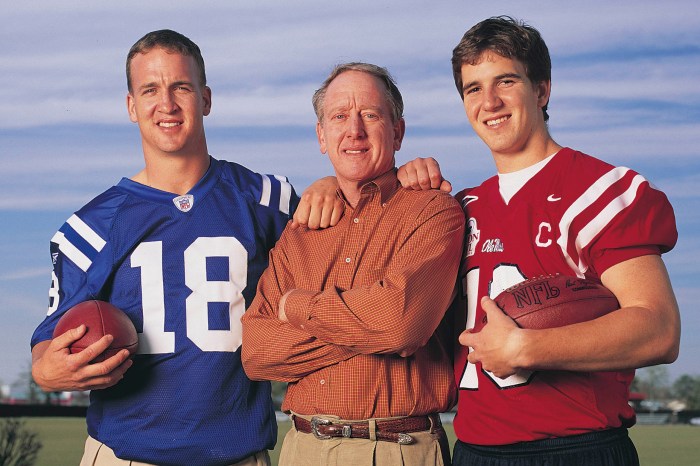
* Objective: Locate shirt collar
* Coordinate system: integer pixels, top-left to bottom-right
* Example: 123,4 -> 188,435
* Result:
336,168 -> 399,207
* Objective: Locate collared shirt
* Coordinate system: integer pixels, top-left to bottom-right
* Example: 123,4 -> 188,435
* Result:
242,169 -> 465,419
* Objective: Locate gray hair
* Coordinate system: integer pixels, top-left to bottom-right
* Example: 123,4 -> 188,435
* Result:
312,62 -> 404,123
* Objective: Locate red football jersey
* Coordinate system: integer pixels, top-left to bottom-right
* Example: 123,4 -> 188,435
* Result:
453,148 -> 677,445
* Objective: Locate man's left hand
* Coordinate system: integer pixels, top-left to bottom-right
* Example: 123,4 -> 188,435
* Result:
292,176 -> 344,229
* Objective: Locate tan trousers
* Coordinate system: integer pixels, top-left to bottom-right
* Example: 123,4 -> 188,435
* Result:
279,413 -> 451,466
79,436 -> 271,466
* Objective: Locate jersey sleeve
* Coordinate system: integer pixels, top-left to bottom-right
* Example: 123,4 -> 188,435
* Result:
258,173 -> 299,216
563,168 -> 677,276
591,182 -> 676,274
222,161 -> 300,249
30,193 -> 121,347
260,173 -> 300,238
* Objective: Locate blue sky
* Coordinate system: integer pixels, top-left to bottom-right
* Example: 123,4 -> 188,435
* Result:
2,1 -> 699,389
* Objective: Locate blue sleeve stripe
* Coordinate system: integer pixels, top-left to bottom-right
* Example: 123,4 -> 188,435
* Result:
259,174 -> 292,216
51,215 -> 106,272
67,214 -> 106,252
274,175 -> 292,216
260,174 -> 272,208
51,231 -> 92,272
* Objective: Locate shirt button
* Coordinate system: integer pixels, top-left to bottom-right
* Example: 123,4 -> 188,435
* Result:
320,379 -> 326,385
353,218 -> 359,223
345,257 -> 351,263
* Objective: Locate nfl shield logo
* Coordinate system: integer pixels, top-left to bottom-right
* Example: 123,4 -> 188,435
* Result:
173,194 -> 194,212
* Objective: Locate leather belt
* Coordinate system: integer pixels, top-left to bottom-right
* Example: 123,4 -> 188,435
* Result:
292,414 -> 441,445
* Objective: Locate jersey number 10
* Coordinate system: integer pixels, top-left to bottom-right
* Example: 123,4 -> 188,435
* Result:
460,265 -> 534,390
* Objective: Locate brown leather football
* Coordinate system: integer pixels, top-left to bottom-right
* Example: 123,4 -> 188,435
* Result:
53,300 -> 138,362
493,274 -> 619,329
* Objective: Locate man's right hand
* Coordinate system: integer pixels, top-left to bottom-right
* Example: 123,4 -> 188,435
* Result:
31,325 -> 133,392
397,157 -> 452,192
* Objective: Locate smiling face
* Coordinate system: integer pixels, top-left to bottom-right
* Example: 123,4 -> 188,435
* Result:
316,70 -> 405,204
126,47 -> 211,160
460,51 -> 553,172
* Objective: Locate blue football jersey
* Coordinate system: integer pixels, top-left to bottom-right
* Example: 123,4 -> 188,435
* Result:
32,157 -> 299,466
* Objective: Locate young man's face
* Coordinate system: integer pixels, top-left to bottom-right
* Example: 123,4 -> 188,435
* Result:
127,47 -> 211,159
316,70 -> 405,194
459,51 -> 550,168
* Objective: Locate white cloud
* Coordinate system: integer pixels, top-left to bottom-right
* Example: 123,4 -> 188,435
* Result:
0,268 -> 48,281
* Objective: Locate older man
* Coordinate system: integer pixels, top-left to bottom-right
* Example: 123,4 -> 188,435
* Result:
241,63 -> 464,466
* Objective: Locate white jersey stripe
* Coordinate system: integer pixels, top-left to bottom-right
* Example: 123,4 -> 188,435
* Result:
557,167 -> 631,276
51,231 -> 92,272
67,214 -> 106,252
260,174 -> 272,208
574,174 -> 646,272
275,175 -> 292,215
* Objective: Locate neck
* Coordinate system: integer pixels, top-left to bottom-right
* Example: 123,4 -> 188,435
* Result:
338,184 -> 361,209
133,151 -> 210,195
493,136 -> 562,174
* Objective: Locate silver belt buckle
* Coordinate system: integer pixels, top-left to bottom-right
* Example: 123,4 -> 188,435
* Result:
310,416 -> 332,440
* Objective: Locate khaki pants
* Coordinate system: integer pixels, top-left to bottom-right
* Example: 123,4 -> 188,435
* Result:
79,436 -> 271,466
279,413 -> 451,466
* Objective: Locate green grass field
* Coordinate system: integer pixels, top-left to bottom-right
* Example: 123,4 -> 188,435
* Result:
19,418 -> 700,466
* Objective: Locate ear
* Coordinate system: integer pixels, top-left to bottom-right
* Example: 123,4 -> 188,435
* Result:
535,80 -> 551,109
127,93 -> 138,123
316,121 -> 327,154
202,86 -> 212,116
393,118 -> 406,151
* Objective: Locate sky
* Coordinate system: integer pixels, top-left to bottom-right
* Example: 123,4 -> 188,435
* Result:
1,1 -> 699,390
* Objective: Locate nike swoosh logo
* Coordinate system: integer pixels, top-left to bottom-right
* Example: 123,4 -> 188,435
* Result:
547,195 -> 561,202
462,195 -> 479,207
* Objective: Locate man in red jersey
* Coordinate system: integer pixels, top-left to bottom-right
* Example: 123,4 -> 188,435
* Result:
401,16 -> 679,466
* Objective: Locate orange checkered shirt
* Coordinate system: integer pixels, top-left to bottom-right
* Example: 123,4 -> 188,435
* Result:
241,170 -> 464,419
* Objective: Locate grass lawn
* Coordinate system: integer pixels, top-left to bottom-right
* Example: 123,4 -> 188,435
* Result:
19,418 -> 700,466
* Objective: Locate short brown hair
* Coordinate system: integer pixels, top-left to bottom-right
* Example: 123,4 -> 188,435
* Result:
126,29 -> 206,93
452,16 -> 551,121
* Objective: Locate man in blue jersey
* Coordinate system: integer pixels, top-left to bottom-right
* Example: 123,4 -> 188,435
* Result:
30,29 -> 341,466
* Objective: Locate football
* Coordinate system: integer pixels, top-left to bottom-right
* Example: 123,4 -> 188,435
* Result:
53,300 -> 139,362
493,274 -> 619,329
